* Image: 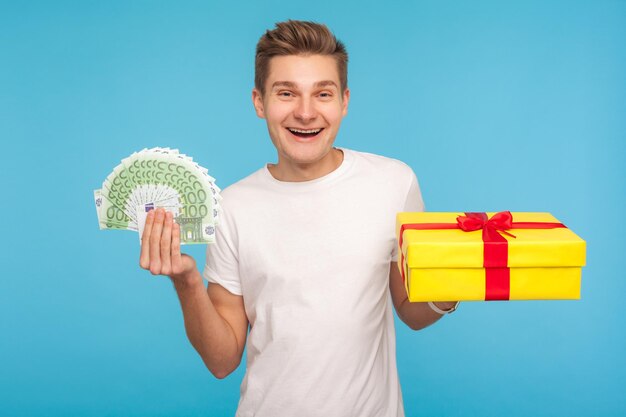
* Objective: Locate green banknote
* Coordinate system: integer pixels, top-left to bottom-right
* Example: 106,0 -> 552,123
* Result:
95,148 -> 221,244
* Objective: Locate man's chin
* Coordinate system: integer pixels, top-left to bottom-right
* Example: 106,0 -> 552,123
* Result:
281,147 -> 342,170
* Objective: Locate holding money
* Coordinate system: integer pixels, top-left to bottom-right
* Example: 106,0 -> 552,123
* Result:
94,147 -> 221,244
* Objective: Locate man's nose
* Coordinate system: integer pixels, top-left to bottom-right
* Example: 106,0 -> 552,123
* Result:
294,97 -> 317,121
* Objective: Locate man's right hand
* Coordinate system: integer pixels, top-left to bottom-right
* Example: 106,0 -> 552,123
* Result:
139,208 -> 197,284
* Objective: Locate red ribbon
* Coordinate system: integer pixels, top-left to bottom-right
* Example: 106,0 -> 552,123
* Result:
399,211 -> 566,301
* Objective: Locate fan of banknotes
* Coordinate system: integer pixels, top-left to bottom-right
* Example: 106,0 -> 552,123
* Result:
94,147 -> 221,244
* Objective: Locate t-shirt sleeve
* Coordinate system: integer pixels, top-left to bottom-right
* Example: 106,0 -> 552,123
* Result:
403,170 -> 425,213
203,205 -> 243,296
391,168 -> 425,262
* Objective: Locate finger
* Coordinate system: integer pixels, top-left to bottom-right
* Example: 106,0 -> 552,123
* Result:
149,208 -> 165,274
171,222 -> 183,275
160,211 -> 173,275
139,209 -> 155,269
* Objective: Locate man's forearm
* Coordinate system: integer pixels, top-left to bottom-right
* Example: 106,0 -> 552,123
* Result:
172,270 -> 242,379
389,263 -> 457,330
396,299 -> 457,331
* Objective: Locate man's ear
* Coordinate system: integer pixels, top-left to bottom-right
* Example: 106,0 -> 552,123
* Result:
252,88 -> 265,119
341,88 -> 350,117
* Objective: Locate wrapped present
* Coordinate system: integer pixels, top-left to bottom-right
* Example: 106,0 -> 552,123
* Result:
396,211 -> 586,301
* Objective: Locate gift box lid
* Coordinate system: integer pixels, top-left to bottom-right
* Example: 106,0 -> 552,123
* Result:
397,212 -> 586,268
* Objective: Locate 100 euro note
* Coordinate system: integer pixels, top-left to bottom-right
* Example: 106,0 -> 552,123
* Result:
95,148 -> 220,244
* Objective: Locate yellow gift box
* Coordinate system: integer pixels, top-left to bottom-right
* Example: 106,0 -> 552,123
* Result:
396,212 -> 586,301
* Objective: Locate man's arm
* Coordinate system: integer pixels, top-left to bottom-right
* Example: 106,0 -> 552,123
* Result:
388,263 -> 457,330
139,208 -> 248,379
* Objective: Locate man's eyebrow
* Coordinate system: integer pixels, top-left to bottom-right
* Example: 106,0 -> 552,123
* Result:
271,81 -> 297,89
314,80 -> 338,88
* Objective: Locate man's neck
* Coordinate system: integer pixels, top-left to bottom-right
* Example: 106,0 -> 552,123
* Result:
267,148 -> 344,182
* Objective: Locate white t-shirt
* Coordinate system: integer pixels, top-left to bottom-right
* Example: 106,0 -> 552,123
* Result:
203,148 -> 424,417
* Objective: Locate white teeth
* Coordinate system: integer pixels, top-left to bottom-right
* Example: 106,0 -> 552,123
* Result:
288,128 -> 322,134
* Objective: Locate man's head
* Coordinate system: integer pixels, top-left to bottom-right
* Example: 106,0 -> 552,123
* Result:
252,20 -> 350,181
255,20 -> 348,97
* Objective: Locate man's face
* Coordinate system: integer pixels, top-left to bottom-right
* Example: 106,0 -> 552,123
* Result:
252,54 -> 350,176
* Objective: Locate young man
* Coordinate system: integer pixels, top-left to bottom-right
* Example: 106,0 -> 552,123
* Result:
139,20 -> 458,417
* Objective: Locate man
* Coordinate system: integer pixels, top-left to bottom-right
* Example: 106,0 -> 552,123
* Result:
139,20 -> 458,417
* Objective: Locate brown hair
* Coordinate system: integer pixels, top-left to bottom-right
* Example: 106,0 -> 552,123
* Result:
255,20 -> 348,96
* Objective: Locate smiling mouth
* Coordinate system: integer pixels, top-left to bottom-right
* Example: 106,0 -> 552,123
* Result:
287,127 -> 324,139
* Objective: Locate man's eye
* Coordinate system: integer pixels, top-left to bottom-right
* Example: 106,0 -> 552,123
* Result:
278,91 -> 293,97
319,92 -> 333,98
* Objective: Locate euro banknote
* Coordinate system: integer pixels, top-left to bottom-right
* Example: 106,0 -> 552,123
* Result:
94,147 -> 221,244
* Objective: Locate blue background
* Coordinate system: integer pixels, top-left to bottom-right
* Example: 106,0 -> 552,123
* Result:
1,1 -> 625,416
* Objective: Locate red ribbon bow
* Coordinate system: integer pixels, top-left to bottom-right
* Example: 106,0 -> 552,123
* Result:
457,211 -> 516,239
399,211 -> 566,301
